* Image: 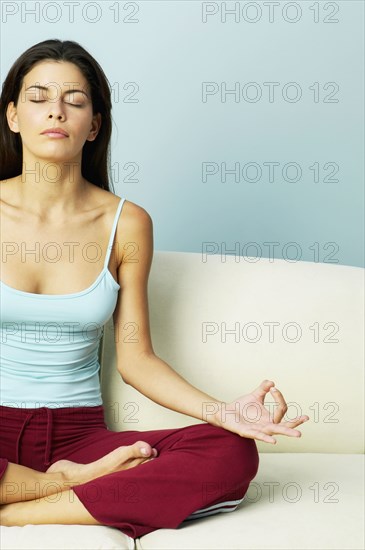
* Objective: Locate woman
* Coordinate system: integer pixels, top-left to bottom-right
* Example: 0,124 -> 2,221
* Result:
0,39 -> 309,537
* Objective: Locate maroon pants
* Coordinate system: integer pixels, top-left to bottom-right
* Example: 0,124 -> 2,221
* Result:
0,404 -> 259,539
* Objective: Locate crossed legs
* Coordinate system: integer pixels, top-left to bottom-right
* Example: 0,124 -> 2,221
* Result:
0,423 -> 259,538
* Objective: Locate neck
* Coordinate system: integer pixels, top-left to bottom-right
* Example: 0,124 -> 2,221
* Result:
16,153 -> 91,216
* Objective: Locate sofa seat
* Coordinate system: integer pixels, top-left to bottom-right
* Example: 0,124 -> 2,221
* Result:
0,524 -> 134,550
136,453 -> 364,550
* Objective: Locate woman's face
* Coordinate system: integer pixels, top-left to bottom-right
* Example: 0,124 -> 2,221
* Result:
6,60 -> 101,165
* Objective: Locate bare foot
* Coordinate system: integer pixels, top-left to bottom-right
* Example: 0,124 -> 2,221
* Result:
46,440 -> 158,484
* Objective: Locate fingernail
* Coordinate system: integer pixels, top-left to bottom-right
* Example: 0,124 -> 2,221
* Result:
141,447 -> 148,455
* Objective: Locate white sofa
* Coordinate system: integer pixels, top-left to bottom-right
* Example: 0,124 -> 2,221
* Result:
1,251 -> 364,550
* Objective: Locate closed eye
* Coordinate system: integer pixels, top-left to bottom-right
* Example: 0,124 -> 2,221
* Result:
30,100 -> 83,108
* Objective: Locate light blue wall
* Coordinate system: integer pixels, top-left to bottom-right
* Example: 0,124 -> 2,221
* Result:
1,1 -> 363,267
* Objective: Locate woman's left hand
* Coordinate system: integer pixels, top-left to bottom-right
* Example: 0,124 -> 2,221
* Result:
212,379 -> 310,444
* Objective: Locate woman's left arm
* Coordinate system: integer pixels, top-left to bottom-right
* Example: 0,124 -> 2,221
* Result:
120,353 -> 309,444
112,203 -> 309,445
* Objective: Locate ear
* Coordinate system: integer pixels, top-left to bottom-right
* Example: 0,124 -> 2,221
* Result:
6,102 -> 20,134
86,112 -> 102,142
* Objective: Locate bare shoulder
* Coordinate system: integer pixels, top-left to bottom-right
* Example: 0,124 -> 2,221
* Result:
116,198 -> 153,267
120,198 -> 153,230
87,186 -> 153,261
86,185 -> 152,224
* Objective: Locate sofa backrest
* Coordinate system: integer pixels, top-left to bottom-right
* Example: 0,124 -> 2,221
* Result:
100,251 -> 364,454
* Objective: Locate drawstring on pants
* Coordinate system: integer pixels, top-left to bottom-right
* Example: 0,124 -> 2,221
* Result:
15,412 -> 33,465
14,408 -> 54,467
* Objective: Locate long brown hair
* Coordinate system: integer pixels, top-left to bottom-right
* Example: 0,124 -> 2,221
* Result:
0,39 -> 115,192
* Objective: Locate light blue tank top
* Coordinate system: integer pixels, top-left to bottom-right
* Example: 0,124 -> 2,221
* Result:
0,197 -> 126,408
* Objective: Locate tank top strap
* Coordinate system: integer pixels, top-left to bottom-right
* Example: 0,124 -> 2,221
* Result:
103,197 -> 126,269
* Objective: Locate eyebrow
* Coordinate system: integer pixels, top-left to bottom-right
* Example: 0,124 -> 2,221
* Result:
25,85 -> 89,98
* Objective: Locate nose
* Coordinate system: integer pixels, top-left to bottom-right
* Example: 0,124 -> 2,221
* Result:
49,111 -> 65,120
47,99 -> 66,120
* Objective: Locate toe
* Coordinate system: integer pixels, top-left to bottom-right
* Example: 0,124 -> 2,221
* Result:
134,440 -> 153,457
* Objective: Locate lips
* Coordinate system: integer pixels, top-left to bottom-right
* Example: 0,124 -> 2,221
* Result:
41,128 -> 69,136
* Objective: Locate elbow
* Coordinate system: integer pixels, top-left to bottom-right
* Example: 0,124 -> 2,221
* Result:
117,362 -> 134,385
117,350 -> 155,385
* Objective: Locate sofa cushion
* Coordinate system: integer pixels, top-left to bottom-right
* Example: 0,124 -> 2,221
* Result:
135,453 -> 364,550
0,524 -> 134,550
